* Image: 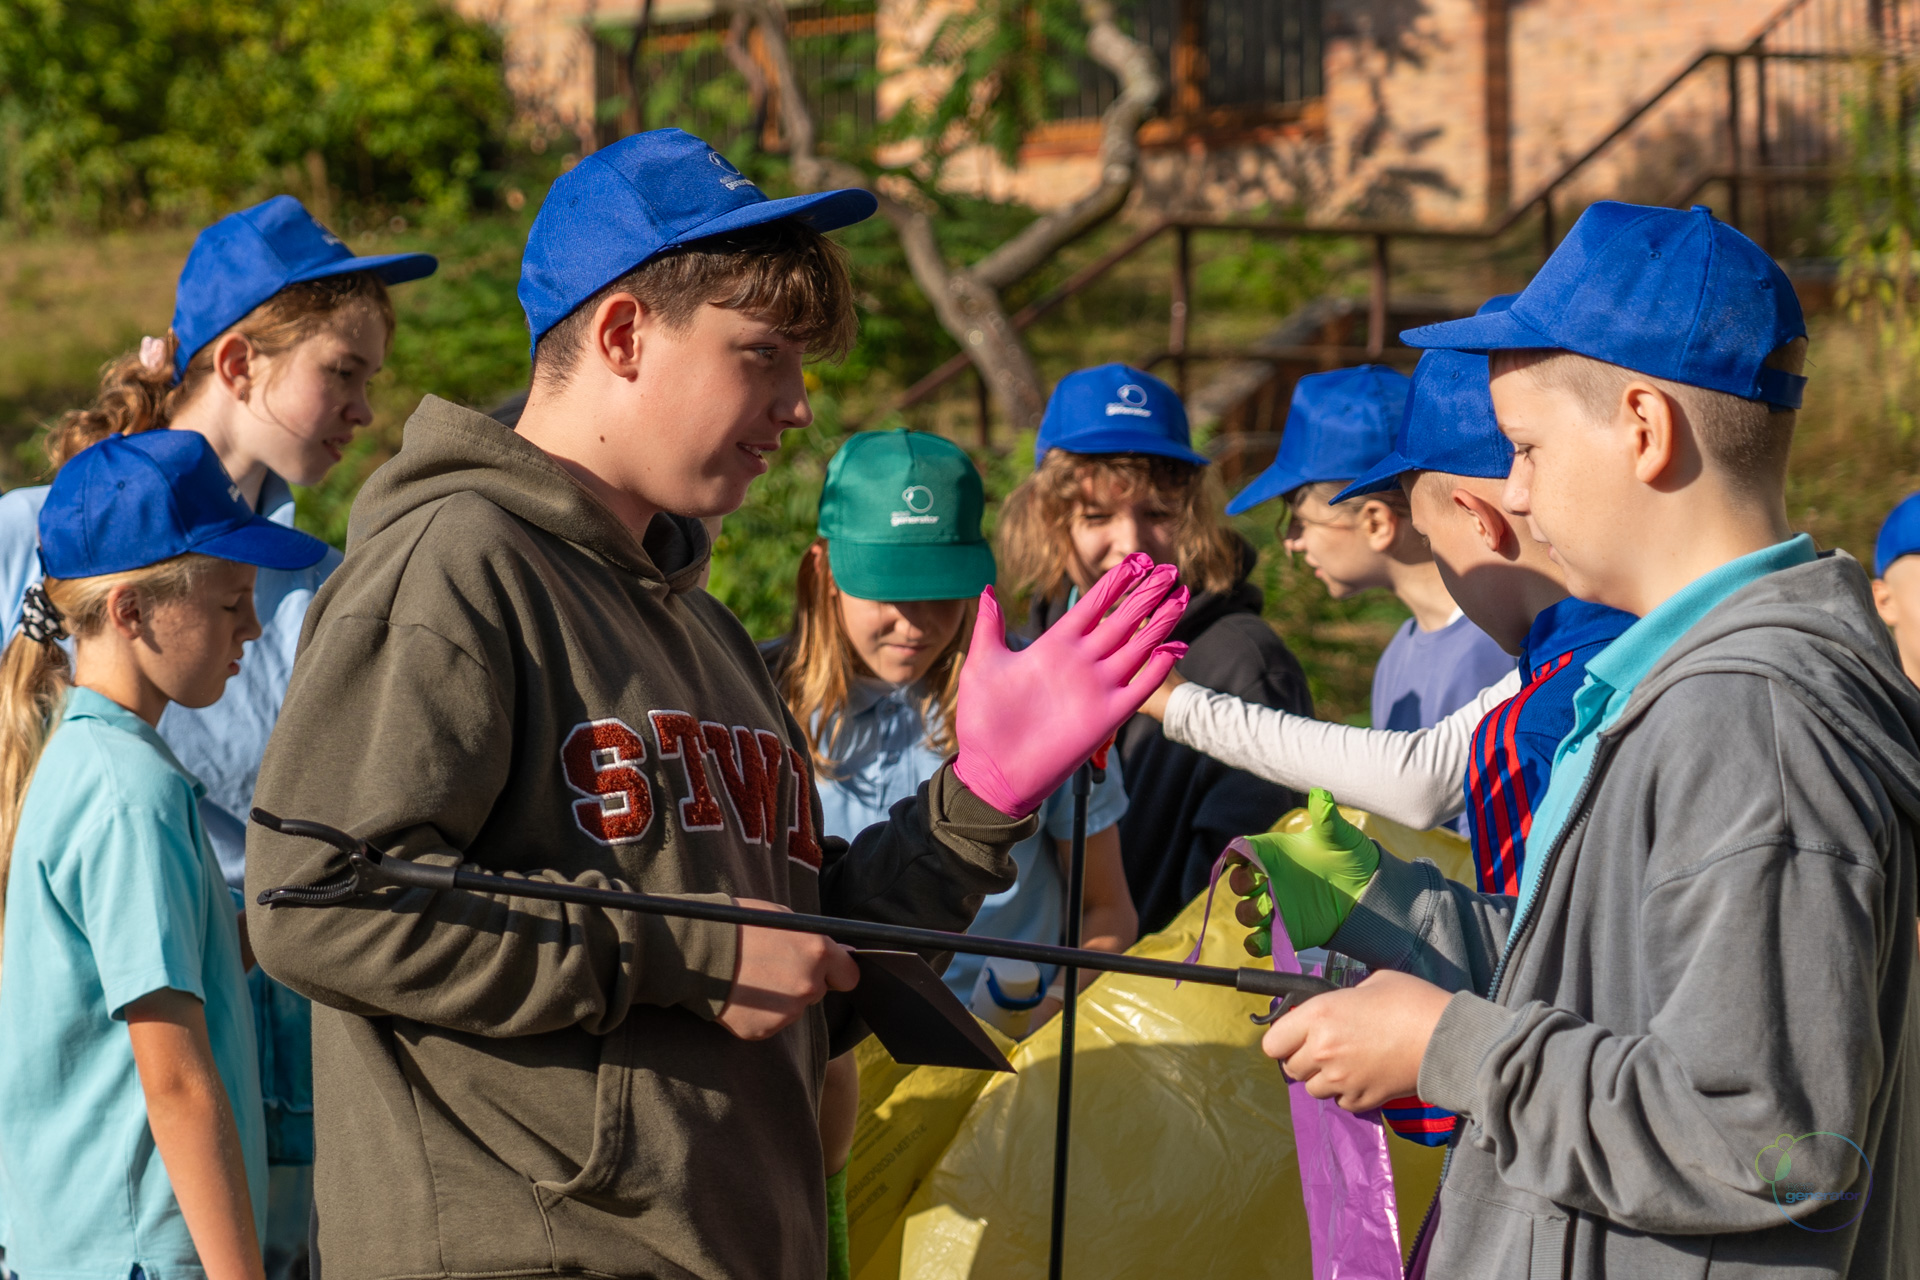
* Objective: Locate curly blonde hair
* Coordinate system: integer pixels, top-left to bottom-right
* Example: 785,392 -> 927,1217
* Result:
996,450 -> 1241,604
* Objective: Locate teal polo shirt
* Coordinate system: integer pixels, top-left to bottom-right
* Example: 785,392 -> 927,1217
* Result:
1510,534 -> 1819,929
0,687 -> 266,1280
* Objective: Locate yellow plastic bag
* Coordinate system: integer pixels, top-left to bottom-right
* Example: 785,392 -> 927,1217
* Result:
848,807 -> 1474,1280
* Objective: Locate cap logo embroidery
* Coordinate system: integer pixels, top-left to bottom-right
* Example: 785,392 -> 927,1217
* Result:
708,151 -> 757,193
892,484 -> 939,526
1106,383 -> 1152,418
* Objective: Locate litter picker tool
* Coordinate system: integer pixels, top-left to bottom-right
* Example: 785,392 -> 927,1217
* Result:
250,808 -> 1334,1067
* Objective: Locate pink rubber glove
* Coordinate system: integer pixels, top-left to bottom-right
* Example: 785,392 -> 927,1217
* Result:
953,553 -> 1190,818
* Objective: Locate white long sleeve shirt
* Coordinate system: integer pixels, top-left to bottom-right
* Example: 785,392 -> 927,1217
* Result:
1160,669 -> 1522,830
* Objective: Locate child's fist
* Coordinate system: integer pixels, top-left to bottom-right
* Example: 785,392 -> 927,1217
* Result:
717,900 -> 861,1041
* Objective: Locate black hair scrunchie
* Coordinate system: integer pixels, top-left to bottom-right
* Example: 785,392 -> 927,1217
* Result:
20,583 -> 68,645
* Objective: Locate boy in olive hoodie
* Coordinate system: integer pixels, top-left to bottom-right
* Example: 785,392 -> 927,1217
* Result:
1249,203 -> 1919,1278
244,130 -> 1185,1280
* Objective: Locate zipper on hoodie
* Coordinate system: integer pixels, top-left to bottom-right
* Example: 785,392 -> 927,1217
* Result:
1399,733 -> 1616,1276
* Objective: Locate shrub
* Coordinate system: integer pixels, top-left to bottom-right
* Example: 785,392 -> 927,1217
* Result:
0,0 -> 513,227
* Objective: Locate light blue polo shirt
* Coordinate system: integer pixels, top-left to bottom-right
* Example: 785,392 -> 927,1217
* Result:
813,677 -> 1129,1001
1510,534 -> 1818,928
0,472 -> 343,888
0,688 -> 267,1279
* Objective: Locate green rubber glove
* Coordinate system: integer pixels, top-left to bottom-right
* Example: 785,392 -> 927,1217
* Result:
1230,788 -> 1381,952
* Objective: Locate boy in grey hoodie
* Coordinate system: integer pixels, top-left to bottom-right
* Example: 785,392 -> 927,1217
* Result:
1242,202 -> 1919,1279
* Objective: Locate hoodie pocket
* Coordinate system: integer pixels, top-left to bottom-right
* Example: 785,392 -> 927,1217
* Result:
1435,1184 -> 1568,1280
532,1019 -> 645,1215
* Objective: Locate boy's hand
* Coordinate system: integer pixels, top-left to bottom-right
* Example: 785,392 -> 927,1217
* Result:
718,900 -> 860,1041
1262,970 -> 1452,1113
1229,788 -> 1381,952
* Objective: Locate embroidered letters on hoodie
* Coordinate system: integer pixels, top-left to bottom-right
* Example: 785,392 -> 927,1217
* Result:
561,715 -> 820,869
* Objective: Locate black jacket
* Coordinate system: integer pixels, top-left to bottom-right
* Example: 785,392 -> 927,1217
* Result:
1030,544 -> 1312,934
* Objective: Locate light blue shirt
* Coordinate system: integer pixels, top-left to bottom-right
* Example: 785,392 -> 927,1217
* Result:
1511,534 -> 1819,928
0,473 -> 341,889
0,688 -> 267,1279
812,677 -> 1129,1001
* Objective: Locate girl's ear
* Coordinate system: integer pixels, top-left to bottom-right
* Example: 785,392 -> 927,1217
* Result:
103,583 -> 146,641
210,332 -> 258,402
1359,499 -> 1398,552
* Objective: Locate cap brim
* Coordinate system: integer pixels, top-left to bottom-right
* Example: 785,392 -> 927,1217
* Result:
1039,431 -> 1210,469
669,188 -> 880,249
194,518 -> 330,571
1401,306 -> 1555,352
1224,464 -> 1316,516
1331,452 -> 1414,504
293,251 -> 439,288
828,539 -> 995,602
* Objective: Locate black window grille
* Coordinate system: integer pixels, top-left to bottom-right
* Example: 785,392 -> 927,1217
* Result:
1052,0 -> 1323,121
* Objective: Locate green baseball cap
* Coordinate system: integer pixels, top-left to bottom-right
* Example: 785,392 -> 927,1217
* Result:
818,430 -> 996,601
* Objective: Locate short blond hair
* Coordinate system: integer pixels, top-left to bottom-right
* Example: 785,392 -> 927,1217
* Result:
1492,339 -> 1808,495
1304,479 -> 1411,517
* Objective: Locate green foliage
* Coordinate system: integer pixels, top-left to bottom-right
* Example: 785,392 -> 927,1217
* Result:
0,0 -> 513,227
1831,54 -> 1920,433
293,192 -> 544,547
885,0 -> 1094,172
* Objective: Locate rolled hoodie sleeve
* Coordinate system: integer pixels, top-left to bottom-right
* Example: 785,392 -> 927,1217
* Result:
247,612 -> 737,1037
1409,675 -> 1893,1235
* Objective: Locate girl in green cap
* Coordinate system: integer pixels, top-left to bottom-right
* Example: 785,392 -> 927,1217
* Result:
767,429 -> 1137,1279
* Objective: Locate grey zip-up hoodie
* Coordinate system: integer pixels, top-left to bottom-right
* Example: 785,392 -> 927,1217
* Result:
1331,551 -> 1920,1278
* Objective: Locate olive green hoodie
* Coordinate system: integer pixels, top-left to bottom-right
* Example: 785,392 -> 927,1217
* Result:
246,396 -> 1028,1279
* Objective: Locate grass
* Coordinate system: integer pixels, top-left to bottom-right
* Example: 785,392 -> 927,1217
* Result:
2,201 -> 1912,728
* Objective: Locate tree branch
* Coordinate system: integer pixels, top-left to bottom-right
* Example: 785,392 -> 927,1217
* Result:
972,0 -> 1163,289
723,0 -> 1159,431
722,10 -> 771,151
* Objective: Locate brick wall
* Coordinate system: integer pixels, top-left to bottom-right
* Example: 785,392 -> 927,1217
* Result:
462,0 -> 1796,226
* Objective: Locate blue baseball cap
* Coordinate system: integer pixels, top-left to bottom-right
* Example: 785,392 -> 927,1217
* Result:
1224,365 -> 1411,515
1333,295 -> 1520,502
1401,202 -> 1807,409
172,196 -> 437,383
40,431 -> 328,580
1333,350 -> 1512,502
519,128 -> 878,350
1033,364 -> 1207,468
1875,492 -> 1920,576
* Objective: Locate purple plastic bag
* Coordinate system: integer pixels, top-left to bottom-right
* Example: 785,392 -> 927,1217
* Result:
1191,842 -> 1405,1280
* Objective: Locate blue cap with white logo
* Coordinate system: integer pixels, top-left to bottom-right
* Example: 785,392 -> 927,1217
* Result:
171,196 -> 437,383
1224,364 -> 1411,515
40,431 -> 328,580
1401,202 -> 1807,409
1332,295 -> 1518,502
1034,364 -> 1206,468
519,128 -> 878,350
1875,492 -> 1920,576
